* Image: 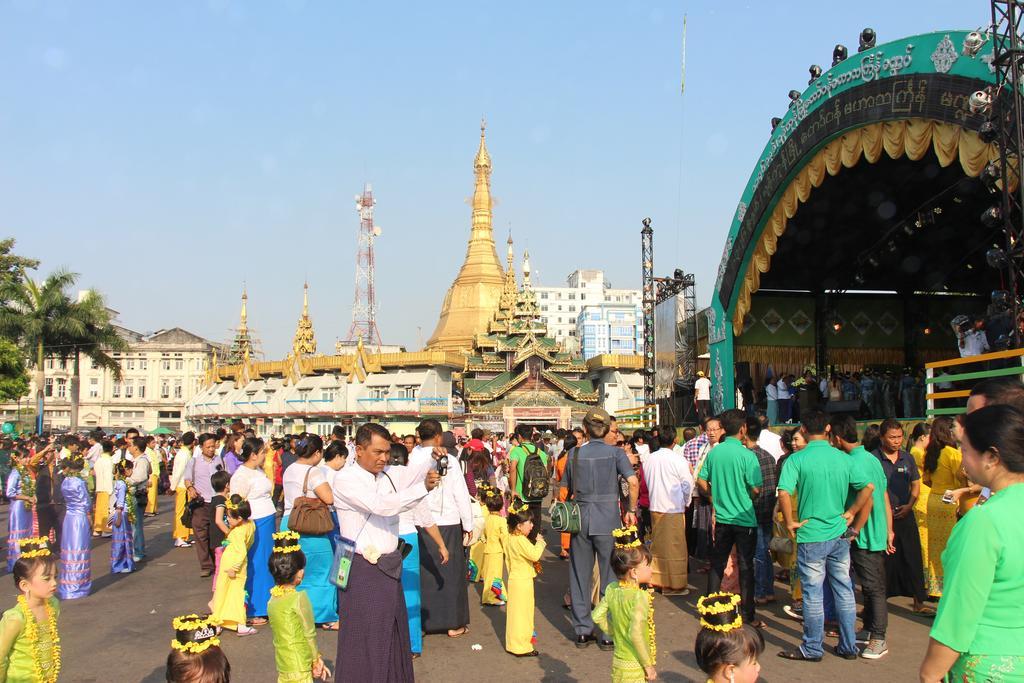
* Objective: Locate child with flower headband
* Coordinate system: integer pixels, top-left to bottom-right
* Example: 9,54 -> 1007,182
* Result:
209,495 -> 256,637
0,537 -> 62,682
267,531 -> 329,682
166,613 -> 230,683
478,485 -> 508,605
695,592 -> 764,683
504,500 -> 546,657
110,459 -> 136,574
592,526 -> 656,682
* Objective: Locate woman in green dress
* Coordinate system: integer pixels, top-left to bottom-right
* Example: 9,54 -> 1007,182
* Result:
919,404 -> 1024,682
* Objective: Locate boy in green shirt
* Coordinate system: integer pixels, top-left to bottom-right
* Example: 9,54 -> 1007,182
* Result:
777,409 -> 874,662
830,414 -> 893,660
696,409 -> 764,627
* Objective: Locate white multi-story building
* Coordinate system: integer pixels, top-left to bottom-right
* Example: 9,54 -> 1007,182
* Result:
533,269 -> 640,355
0,326 -> 222,433
577,303 -> 644,360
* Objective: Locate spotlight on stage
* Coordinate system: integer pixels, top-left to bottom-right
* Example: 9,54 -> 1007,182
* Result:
867,255 -> 880,268
963,31 -> 986,57
771,117 -> 782,131
923,326 -> 932,336
858,28 -> 876,52
833,44 -> 848,66
970,89 -> 993,115
979,120 -> 998,143
673,268 -> 685,281
808,64 -> 822,84
981,162 -> 1001,193
788,90 -> 801,104
993,289 -> 1012,308
987,247 -> 1010,269
981,205 -> 1003,228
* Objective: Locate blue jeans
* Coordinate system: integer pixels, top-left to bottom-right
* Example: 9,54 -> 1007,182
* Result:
754,522 -> 774,599
797,538 -> 857,658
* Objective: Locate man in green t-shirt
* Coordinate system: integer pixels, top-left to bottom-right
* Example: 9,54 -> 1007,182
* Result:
696,409 -> 764,627
777,409 -> 874,662
508,424 -> 548,541
830,414 -> 893,660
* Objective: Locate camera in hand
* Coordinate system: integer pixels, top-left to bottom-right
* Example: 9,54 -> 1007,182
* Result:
435,455 -> 448,477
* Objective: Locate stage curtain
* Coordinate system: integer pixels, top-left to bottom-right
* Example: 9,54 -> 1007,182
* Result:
732,118 -> 1001,335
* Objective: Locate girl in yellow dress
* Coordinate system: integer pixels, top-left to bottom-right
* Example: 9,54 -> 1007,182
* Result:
209,495 -> 257,636
0,537 -> 62,683
695,592 -> 764,683
479,487 -> 508,606
922,417 -> 963,597
504,501 -> 545,657
908,422 -> 931,575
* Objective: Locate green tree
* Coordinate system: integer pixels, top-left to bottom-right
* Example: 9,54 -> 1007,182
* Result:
61,290 -> 125,430
0,338 -> 30,402
0,270 -> 79,433
0,239 -> 39,290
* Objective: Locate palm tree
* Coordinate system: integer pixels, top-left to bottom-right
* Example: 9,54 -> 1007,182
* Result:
61,290 -> 125,430
0,270 -> 79,433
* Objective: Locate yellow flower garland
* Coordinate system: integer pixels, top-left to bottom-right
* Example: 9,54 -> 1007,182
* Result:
699,614 -> 743,633
646,588 -> 657,666
269,585 -> 296,598
169,638 -> 220,654
18,596 -> 60,683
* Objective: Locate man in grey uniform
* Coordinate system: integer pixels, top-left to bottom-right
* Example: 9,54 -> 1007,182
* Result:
561,408 -> 638,649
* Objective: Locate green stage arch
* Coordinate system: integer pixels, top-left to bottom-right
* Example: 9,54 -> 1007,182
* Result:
709,30 -> 1001,412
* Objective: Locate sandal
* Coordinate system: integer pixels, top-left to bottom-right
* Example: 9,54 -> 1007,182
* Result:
748,619 -> 768,630
447,626 -> 469,638
913,606 -> 936,617
778,650 -> 821,662
320,622 -> 339,631
248,617 -> 268,626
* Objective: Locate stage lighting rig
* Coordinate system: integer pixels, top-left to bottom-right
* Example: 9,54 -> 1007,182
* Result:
808,64 -> 822,84
970,89 -> 993,115
963,30 -> 987,57
858,28 -> 876,52
771,117 -> 782,131
979,120 -> 998,143
982,205 -> 1003,228
832,44 -> 848,66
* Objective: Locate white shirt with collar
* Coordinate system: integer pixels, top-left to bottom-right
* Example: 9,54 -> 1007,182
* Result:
757,430 -> 785,463
426,454 -> 475,531
86,442 -> 103,466
169,446 -> 192,491
333,461 -> 431,557
643,447 -> 694,514
635,442 -> 651,465
960,329 -> 990,357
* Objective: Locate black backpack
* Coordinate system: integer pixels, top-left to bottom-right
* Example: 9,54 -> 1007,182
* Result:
521,444 -> 549,500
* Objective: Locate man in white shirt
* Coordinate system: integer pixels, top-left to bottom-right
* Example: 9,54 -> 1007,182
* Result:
694,371 -> 712,422
169,433 -> 195,548
333,422 -> 439,683
644,427 -> 694,594
91,439 -> 114,538
777,376 -> 793,423
416,419 -> 475,638
754,412 -> 785,462
634,430 -> 651,464
85,430 -> 104,468
126,436 -> 151,562
959,316 -> 990,357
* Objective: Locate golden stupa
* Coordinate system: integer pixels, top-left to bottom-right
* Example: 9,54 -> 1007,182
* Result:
425,120 -> 506,351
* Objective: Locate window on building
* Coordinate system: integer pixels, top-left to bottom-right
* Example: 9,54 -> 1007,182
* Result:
44,378 -> 53,397
138,380 -> 146,399
90,359 -> 98,370
162,358 -> 170,371
112,382 -> 121,398
569,330 -> 576,336
139,358 -> 147,370
160,381 -> 170,399
569,293 -> 576,300
568,305 -> 576,312
540,292 -> 548,299
126,358 -> 135,370
173,381 -> 182,399
45,358 -> 54,370
59,358 -> 67,370
540,305 -> 548,312
124,380 -> 134,398
88,377 -> 99,398
321,390 -> 336,402
174,354 -> 183,370
557,305 -> 562,311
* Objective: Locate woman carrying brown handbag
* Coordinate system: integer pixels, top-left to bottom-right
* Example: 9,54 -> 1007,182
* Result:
279,434 -> 338,629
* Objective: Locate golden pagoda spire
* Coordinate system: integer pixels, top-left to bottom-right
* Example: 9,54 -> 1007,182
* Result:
522,249 -> 532,289
227,287 -> 255,365
239,288 -> 249,334
292,281 -> 317,356
426,120 -> 506,351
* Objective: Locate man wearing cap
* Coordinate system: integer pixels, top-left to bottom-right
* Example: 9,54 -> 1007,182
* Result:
561,408 -> 638,650
694,371 -> 712,422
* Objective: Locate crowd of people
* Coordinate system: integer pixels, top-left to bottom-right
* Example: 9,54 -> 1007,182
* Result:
2,378 -> 1024,681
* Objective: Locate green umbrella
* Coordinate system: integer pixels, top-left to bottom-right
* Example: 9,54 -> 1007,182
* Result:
149,426 -> 174,435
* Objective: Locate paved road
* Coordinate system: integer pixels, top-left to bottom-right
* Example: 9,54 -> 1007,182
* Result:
4,500 -> 933,682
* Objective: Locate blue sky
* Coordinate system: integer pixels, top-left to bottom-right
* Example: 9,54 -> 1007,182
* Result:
1,0 -> 983,357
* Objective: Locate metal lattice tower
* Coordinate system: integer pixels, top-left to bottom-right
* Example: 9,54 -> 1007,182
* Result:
989,1 -> 1024,342
641,218 -> 655,407
345,183 -> 384,349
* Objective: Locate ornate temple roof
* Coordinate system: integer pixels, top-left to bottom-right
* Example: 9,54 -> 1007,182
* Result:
225,288 -> 256,365
292,282 -> 317,356
426,120 -> 506,352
